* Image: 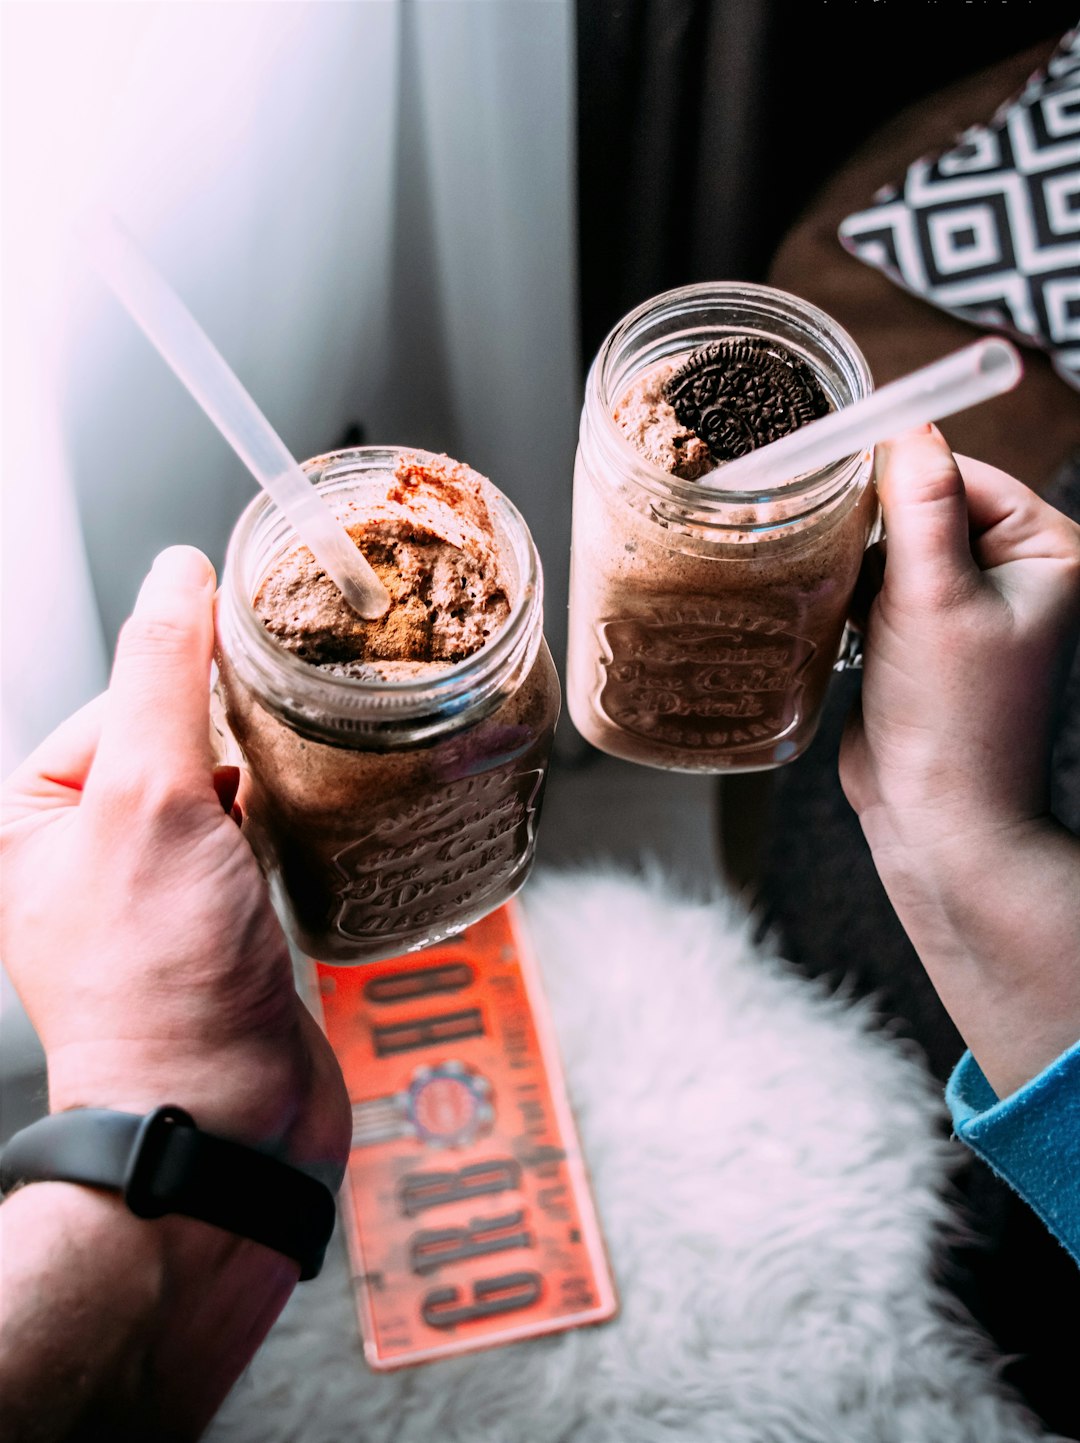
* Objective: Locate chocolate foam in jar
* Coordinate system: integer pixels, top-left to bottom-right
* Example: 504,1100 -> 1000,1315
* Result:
215,447 -> 560,964
567,282 -> 877,774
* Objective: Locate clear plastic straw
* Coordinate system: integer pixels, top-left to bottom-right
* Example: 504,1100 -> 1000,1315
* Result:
86,213 -> 390,619
704,337 -> 1022,492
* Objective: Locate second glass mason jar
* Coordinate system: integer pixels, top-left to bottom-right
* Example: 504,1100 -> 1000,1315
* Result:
567,282 -> 878,773
216,446 -> 560,965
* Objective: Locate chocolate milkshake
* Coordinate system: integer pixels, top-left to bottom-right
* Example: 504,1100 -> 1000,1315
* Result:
567,283 -> 877,773
216,447 -> 560,964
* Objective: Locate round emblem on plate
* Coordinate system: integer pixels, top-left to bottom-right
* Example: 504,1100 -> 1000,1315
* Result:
407,1061 -> 495,1147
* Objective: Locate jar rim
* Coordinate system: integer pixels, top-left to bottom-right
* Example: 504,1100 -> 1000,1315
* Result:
586,281 -> 874,514
219,446 -> 544,736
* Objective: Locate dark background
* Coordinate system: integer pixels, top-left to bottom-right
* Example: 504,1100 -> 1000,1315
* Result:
576,1 -> 1080,364
575,8 -> 1080,1436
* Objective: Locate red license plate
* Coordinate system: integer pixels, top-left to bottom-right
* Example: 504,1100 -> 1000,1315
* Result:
312,899 -> 619,1369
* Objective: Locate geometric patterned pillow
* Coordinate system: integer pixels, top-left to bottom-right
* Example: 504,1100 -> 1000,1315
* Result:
839,28 -> 1080,392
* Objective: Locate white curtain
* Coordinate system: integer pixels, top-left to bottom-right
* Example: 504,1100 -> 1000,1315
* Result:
1,0 -> 579,1072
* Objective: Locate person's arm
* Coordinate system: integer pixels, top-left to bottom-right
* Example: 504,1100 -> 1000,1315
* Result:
1,1185 -> 299,1442
0,547 -> 351,1441
839,426 -> 1080,1260
841,426 -> 1080,1102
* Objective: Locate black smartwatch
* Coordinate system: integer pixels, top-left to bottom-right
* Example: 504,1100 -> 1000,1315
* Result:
0,1106 -> 336,1281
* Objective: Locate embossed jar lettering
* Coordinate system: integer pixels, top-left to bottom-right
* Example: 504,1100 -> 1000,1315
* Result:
597,604 -> 815,750
332,765 -> 544,941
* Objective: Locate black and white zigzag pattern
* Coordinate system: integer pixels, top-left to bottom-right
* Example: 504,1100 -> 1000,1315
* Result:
839,28 -> 1080,392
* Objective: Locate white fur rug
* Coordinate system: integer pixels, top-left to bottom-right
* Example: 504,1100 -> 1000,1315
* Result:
207,868 -> 1052,1443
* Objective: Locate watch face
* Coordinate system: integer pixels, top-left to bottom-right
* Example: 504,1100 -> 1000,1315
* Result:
407,1063 -> 494,1148
314,901 -> 619,1370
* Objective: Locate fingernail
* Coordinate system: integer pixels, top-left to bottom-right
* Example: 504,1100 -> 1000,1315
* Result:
150,546 -> 214,590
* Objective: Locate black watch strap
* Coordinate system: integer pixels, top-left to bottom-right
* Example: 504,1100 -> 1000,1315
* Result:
0,1106 -> 336,1281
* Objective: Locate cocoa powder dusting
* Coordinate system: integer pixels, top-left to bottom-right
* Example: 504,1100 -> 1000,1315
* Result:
255,454 -> 510,675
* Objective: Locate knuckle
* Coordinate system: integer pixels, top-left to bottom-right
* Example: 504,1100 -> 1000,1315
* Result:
897,569 -> 975,618
1057,549 -> 1080,589
98,770 -> 204,835
923,572 -> 977,613
910,460 -> 962,507
142,777 -> 206,834
116,613 -> 192,661
1059,521 -> 1080,569
883,444 -> 960,507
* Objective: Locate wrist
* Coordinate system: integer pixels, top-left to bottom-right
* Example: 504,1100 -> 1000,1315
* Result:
0,1181 -> 298,1442
855,784 -> 1046,872
859,809 -> 1080,1097
45,1038 -> 301,1152
857,805 -> 1053,968
43,1004 -> 351,1190
4,1103 -> 339,1282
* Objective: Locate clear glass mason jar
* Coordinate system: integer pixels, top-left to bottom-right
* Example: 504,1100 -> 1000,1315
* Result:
215,446 -> 560,965
567,282 -> 878,773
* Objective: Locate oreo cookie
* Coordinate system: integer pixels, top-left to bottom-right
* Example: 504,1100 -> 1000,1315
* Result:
663,339 -> 831,462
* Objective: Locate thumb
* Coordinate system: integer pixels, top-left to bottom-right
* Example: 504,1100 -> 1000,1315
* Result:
85,547 -> 217,802
876,425 -> 979,609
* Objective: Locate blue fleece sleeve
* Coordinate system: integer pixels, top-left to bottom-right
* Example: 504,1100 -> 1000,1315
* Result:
945,1041 -> 1080,1265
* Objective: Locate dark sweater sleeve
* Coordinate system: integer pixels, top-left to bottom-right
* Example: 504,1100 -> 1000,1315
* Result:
945,1042 -> 1080,1265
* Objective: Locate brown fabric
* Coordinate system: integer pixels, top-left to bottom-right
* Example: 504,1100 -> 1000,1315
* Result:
768,38 -> 1080,495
